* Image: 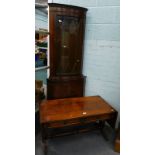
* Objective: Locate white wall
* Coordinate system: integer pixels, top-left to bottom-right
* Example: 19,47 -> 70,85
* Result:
35,8 -> 48,85
48,0 -> 120,121
35,9 -> 48,30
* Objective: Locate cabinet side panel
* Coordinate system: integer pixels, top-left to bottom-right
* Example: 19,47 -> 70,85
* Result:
49,10 -> 56,77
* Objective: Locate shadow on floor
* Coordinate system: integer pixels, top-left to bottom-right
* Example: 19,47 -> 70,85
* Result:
35,129 -> 120,155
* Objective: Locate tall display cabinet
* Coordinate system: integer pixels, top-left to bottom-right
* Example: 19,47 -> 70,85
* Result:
47,3 -> 87,99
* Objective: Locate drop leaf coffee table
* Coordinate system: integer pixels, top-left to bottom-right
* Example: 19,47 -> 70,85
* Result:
39,96 -> 117,154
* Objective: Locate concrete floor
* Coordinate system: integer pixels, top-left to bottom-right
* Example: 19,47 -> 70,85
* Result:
35,128 -> 120,155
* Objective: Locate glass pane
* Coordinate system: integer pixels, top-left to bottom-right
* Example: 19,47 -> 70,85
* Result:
55,15 -> 81,75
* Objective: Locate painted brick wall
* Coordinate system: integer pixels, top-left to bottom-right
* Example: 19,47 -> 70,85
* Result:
35,9 -> 48,29
48,0 -> 120,120
35,9 -> 48,84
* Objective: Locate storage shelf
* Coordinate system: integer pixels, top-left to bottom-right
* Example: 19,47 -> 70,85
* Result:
37,46 -> 48,50
35,66 -> 50,71
35,30 -> 49,35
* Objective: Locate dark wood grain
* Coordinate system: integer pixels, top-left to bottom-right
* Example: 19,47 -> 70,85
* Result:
48,3 -> 88,12
47,75 -> 86,99
40,96 -> 117,126
49,3 -> 87,77
47,3 -> 87,99
40,95 -> 118,155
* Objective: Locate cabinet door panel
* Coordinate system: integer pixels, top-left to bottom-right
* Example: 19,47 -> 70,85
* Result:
47,76 -> 85,99
55,15 -> 82,75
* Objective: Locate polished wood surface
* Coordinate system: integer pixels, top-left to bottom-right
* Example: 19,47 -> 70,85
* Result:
40,96 -> 117,155
40,96 -> 116,124
49,3 -> 87,77
47,3 -> 87,99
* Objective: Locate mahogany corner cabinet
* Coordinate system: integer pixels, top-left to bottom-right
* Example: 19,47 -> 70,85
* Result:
47,3 -> 88,99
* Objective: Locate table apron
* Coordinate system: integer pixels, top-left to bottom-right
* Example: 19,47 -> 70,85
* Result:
45,113 -> 116,128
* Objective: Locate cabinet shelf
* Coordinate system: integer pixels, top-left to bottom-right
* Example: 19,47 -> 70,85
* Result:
35,28 -> 48,68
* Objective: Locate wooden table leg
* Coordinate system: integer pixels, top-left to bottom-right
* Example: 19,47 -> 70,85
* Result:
41,124 -> 48,155
99,120 -> 109,141
114,123 -> 120,153
107,111 -> 118,129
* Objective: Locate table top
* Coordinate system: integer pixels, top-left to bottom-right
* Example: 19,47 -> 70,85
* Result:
40,96 -> 116,123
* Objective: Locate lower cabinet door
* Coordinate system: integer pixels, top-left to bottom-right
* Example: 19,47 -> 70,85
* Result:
47,76 -> 86,99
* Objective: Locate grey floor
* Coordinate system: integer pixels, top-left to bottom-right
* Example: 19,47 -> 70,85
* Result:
35,127 -> 120,155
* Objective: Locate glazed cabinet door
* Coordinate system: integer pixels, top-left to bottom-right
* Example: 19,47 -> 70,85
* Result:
55,15 -> 82,75
48,4 -> 87,99
49,4 -> 87,77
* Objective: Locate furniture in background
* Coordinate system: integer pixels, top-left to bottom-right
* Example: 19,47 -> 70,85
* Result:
35,80 -> 45,134
114,122 -> 120,153
35,29 -> 49,68
47,3 -> 87,99
39,96 -> 117,154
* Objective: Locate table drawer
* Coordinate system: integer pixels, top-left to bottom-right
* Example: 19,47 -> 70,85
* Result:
47,118 -> 91,128
47,119 -> 81,128
47,113 -> 114,128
